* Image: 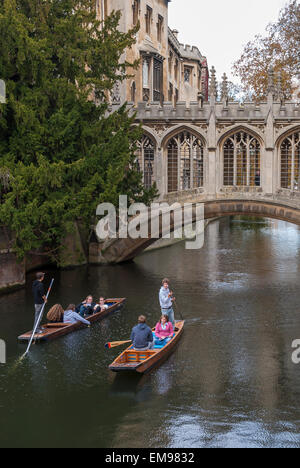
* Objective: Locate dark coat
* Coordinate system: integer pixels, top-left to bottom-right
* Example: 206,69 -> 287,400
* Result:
131,323 -> 153,349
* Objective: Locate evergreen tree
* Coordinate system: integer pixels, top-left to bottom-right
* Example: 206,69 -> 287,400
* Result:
0,0 -> 157,263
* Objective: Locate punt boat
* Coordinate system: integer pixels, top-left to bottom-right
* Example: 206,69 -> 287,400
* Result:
18,298 -> 126,343
109,320 -> 184,374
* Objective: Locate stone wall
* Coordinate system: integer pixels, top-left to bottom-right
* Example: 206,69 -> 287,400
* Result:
0,251 -> 25,294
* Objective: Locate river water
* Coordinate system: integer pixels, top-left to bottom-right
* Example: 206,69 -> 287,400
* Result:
0,217 -> 300,448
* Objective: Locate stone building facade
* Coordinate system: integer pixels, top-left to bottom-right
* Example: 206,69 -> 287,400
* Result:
96,0 -> 209,105
123,67 -> 300,202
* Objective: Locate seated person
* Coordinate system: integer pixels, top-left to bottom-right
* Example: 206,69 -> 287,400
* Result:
94,297 -> 109,313
154,315 -> 174,346
77,295 -> 95,317
47,304 -> 64,324
64,304 -> 91,326
131,315 -> 154,351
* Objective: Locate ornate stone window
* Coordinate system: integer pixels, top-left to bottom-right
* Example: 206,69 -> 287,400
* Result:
281,131 -> 300,190
136,136 -> 155,189
223,132 -> 261,186
167,132 -> 204,193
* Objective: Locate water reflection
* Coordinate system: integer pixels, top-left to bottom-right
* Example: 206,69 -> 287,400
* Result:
1,217 -> 300,447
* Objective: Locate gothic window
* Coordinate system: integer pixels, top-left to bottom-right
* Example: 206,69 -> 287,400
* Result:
223,132 -> 261,186
281,131 -> 300,190
136,136 -> 155,189
167,132 -> 204,193
157,15 -> 163,43
145,6 -> 152,35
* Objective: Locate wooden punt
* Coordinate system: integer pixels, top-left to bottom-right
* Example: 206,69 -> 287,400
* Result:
18,298 -> 126,343
109,320 -> 184,374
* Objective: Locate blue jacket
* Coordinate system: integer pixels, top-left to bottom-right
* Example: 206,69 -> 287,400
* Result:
131,323 -> 153,350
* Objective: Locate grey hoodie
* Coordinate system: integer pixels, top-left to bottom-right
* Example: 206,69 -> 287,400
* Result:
159,286 -> 173,309
64,310 -> 90,326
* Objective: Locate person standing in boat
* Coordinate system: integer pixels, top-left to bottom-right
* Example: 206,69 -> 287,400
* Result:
159,278 -> 175,327
64,305 -> 91,326
32,272 -> 47,334
131,316 -> 154,351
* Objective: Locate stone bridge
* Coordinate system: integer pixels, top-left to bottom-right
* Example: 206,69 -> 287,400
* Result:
90,68 -> 300,264
89,190 -> 300,264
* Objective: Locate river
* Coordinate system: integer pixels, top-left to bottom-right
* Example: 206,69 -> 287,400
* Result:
0,217 -> 300,448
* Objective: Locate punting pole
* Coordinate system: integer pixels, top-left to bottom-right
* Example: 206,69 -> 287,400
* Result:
22,278 -> 55,359
173,298 -> 184,321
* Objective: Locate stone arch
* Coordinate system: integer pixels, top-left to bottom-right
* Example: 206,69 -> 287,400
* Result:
275,125 -> 300,147
138,125 -> 160,149
160,124 -> 207,149
217,124 -> 264,147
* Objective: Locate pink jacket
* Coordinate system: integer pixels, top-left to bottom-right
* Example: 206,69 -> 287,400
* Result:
155,321 -> 174,339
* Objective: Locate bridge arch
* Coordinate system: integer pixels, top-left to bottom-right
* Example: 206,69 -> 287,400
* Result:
91,198 -> 300,265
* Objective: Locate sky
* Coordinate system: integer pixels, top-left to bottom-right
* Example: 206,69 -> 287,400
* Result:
168,0 -> 290,84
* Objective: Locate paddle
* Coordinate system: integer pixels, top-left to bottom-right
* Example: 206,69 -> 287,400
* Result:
105,340 -> 132,349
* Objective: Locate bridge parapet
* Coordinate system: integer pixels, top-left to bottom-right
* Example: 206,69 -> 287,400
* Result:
122,100 -> 300,124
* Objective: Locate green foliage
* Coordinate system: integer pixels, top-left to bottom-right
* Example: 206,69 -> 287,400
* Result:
0,0 -> 157,263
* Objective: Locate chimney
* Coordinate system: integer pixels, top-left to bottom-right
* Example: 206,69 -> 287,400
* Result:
172,29 -> 179,39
